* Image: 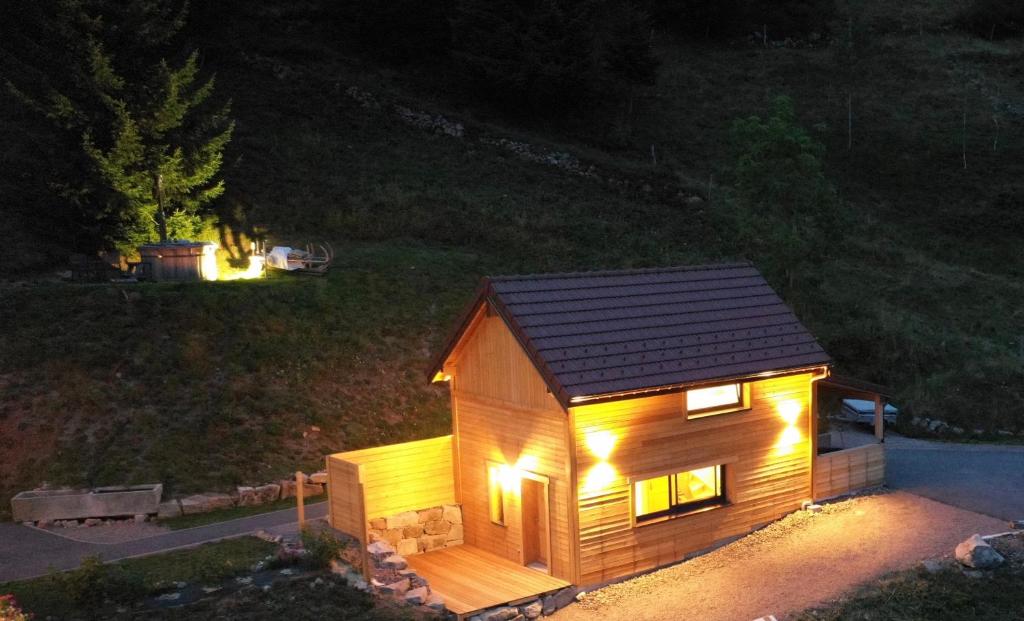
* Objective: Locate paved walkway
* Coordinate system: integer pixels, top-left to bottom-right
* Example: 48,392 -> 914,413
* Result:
885,435 -> 1024,522
0,502 -> 327,583
555,492 -> 1007,621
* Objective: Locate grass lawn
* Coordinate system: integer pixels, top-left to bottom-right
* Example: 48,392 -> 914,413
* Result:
795,534 -> 1024,620
0,537 -> 277,619
159,495 -> 323,530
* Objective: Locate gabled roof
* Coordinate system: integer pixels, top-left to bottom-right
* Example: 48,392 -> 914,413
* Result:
429,263 -> 831,408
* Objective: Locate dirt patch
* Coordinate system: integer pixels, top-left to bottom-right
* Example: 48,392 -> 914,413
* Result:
558,491 -> 1008,621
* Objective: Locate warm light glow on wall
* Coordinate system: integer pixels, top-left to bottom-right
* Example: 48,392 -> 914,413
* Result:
584,462 -> 617,493
774,398 -> 804,455
778,399 -> 802,425
496,463 -> 519,492
584,429 -> 617,460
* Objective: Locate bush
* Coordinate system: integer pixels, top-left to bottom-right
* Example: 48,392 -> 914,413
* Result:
52,556 -> 144,612
653,0 -> 835,40
955,0 -> 1024,39
300,528 -> 347,570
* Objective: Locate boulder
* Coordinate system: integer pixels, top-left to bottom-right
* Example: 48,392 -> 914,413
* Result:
482,607 -> 520,621
442,504 -> 462,524
955,534 -> 1005,569
157,500 -> 182,519
418,507 -> 443,523
302,483 -> 324,497
133,514 -> 147,523
420,534 -> 447,551
381,578 -> 410,596
369,517 -> 387,530
180,493 -> 234,515
83,518 -> 101,526
446,523 -> 464,542
403,525 -> 424,539
522,600 -> 543,619
425,592 -> 446,611
366,540 -> 395,557
279,480 -> 296,499
397,538 -> 419,556
237,484 -> 281,506
387,511 -> 420,530
542,587 -> 577,615
382,554 -> 408,570
404,586 -> 429,605
424,520 -> 450,535
309,471 -> 329,485
383,529 -> 403,546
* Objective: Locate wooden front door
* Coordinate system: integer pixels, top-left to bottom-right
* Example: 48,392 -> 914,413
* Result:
520,473 -> 550,572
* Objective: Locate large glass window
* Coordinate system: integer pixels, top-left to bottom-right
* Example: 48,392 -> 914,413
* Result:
687,383 -> 744,416
634,465 -> 725,521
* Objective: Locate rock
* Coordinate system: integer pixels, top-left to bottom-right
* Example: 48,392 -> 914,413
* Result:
383,554 -> 408,570
279,480 -> 296,499
133,514 -> 147,523
447,523 -> 464,541
418,507 -> 443,523
84,518 -> 101,526
442,504 -> 462,524
302,483 -> 324,497
369,518 -> 387,530
424,520 -> 450,535
955,534 -> 1005,569
157,592 -> 181,601
1009,519 -> 1024,530
921,559 -> 948,574
420,534 -> 447,551
396,538 -> 418,556
482,607 -> 520,621
383,529 -> 403,546
403,525 -> 424,539
236,484 -> 281,507
367,540 -> 395,557
404,585 -> 429,605
387,511 -> 420,530
522,600 -> 543,619
180,493 -> 235,515
805,504 -> 823,514
309,471 -> 329,485
329,559 -> 349,575
426,592 -> 446,611
346,573 -> 370,591
254,529 -> 282,544
542,587 -> 577,615
381,578 -> 410,596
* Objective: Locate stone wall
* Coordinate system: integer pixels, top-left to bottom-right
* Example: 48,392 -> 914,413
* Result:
367,504 -> 463,556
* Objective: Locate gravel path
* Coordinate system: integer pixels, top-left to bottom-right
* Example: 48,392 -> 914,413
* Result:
554,492 -> 1007,621
0,501 -> 328,583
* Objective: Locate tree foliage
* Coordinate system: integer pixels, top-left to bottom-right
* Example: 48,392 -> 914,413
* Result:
728,96 -> 840,291
955,0 -> 1024,39
1,0 -> 232,254
653,0 -> 836,40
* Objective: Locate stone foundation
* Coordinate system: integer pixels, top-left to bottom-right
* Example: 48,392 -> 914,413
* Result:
367,504 -> 463,555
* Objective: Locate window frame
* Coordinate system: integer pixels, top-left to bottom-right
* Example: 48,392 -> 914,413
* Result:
630,461 -> 733,526
685,381 -> 750,419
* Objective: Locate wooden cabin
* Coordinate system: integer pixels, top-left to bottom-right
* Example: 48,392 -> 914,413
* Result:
327,264 -> 884,614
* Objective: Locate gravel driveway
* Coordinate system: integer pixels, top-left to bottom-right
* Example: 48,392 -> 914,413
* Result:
554,492 -> 1006,621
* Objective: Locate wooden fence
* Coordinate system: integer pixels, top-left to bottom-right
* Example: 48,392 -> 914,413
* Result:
326,435 -> 456,576
813,443 -> 885,501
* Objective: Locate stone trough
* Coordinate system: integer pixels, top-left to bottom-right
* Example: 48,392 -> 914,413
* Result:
11,484 -> 163,523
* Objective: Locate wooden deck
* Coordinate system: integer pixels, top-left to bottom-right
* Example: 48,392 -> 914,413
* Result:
405,545 -> 571,617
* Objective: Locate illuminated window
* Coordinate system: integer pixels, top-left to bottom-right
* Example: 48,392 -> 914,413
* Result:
634,465 -> 725,521
487,464 -> 505,525
687,383 -> 744,416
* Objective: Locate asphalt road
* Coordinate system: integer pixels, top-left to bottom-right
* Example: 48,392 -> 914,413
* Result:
885,436 -> 1024,523
0,501 -> 327,583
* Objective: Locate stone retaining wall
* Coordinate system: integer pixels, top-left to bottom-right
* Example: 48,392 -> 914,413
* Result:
367,504 -> 463,556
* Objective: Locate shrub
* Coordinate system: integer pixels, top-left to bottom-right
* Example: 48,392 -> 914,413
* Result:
0,595 -> 30,621
52,555 -> 144,612
653,0 -> 836,40
955,0 -> 1024,39
300,528 -> 347,570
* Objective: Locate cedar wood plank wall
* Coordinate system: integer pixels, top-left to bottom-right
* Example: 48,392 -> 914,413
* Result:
571,372 -> 816,585
327,435 -> 455,524
813,443 -> 885,501
446,311 -> 578,583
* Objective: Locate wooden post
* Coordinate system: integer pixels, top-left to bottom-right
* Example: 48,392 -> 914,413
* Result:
296,471 -> 305,527
873,394 -> 884,443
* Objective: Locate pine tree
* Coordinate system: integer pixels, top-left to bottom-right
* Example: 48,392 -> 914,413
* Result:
83,47 -> 233,246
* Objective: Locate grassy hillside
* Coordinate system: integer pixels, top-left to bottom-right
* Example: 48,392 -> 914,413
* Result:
2,0 -> 1023,516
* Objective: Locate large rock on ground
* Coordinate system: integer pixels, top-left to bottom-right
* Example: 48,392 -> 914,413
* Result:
157,500 -> 182,519
309,471 -> 329,484
955,534 -> 1005,569
236,484 -> 281,506
404,586 -> 429,605
179,493 -> 235,515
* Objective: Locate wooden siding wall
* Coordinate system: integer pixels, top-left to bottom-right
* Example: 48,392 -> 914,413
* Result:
327,436 -> 455,521
571,372 -> 815,585
448,313 -> 577,582
325,455 -> 370,576
813,443 -> 885,501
